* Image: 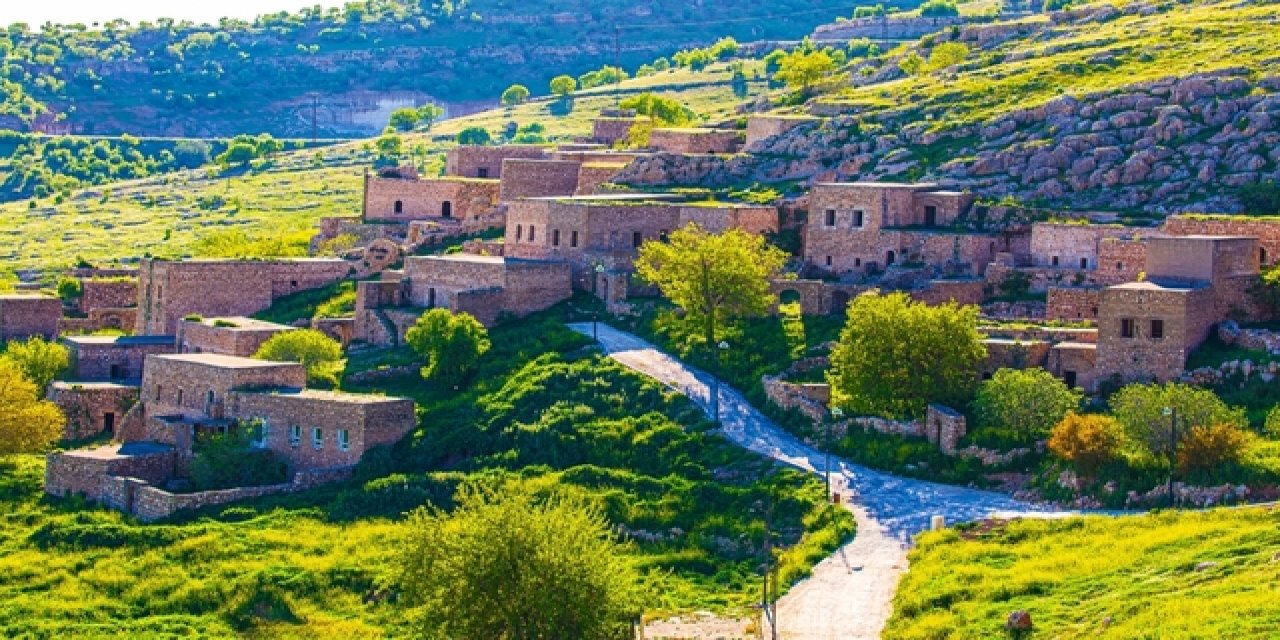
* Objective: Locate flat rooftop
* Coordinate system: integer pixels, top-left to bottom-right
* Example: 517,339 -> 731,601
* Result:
816,181 -> 941,190
151,353 -> 301,369
1052,341 -> 1098,351
187,316 -> 294,332
63,442 -> 173,460
64,335 -> 176,346
0,293 -> 57,300
1109,281 -> 1203,293
419,254 -> 505,265
532,193 -> 684,203
240,388 -> 410,405
51,380 -> 140,391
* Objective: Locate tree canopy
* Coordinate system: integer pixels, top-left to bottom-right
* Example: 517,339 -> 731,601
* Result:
635,224 -> 788,349
1109,382 -> 1247,459
2,336 -> 70,392
500,84 -> 530,106
252,329 -> 344,387
405,309 -> 491,386
972,367 -> 1082,442
0,359 -> 64,456
399,484 -> 640,639
773,47 -> 837,93
550,75 -> 577,96
457,126 -> 492,146
828,291 -> 985,420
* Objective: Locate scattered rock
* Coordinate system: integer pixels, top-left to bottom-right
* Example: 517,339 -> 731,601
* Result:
1193,561 -> 1218,572
1006,610 -> 1034,631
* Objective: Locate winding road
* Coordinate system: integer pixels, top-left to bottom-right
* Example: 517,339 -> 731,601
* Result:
569,323 -> 1069,639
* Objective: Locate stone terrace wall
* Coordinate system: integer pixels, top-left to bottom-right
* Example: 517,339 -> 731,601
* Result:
575,162 -> 629,196
48,382 -> 139,440
446,145 -> 547,178
745,115 -> 820,150
981,339 -> 1052,376
1046,286 -> 1101,321
678,204 -> 779,235
0,295 -> 61,341
592,117 -> 644,145
79,279 -> 137,311
130,469 -> 350,522
812,14 -> 970,41
1096,238 -> 1148,285
648,128 -> 741,154
912,279 -> 986,306
44,445 -> 175,501
499,159 -> 583,200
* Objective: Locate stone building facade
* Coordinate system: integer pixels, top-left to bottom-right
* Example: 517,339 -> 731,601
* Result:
0,294 -> 62,342
1095,282 -> 1218,384
1028,223 -> 1147,274
1162,215 -> 1280,267
445,144 -> 548,178
64,335 -> 177,381
803,183 -> 985,277
48,381 -> 140,440
590,110 -> 645,146
499,159 -> 584,200
648,128 -> 742,154
231,389 -> 415,471
136,258 -> 352,335
362,172 -> 501,224
177,316 -> 294,357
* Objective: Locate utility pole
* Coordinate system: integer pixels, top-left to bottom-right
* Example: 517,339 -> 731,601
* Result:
311,93 -> 319,144
613,24 -> 622,107
1164,406 -> 1178,507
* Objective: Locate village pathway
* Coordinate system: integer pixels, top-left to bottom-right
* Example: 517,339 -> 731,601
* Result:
569,323 -> 1069,640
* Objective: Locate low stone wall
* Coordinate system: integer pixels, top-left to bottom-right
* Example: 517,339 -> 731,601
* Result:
1182,358 -> 1280,386
131,468 -> 351,522
1046,286 -> 1101,322
1218,321 -> 1280,355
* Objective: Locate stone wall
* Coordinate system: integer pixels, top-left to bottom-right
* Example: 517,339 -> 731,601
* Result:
137,258 -> 352,335
65,335 -> 177,380
1095,283 -> 1218,383
48,382 -> 139,440
592,116 -> 644,145
363,174 -> 500,223
79,279 -> 137,312
771,279 -> 865,316
127,468 -> 350,522
924,404 -> 967,453
745,115 -> 820,151
0,295 -> 61,342
911,279 -> 986,306
812,14 -> 971,41
177,317 -> 293,357
445,144 -> 548,178
678,204 -> 779,235
981,339 -> 1052,377
60,307 -> 139,334
648,128 -> 741,154
1162,215 -> 1280,267
229,389 -> 415,471
1028,223 -> 1141,270
574,162 -> 629,195
311,317 -> 355,347
499,159 -> 583,200
1046,342 -> 1099,391
1218,320 -> 1280,354
1046,286 -> 1101,321
44,443 -> 175,501
139,354 -> 307,431
1144,235 -> 1259,286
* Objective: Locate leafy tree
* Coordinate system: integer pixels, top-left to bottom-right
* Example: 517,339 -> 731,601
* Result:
2,336 -> 70,392
550,74 -> 577,96
457,126 -> 492,146
1265,404 -> 1280,438
416,103 -> 445,130
1048,412 -> 1126,475
829,291 -> 985,420
773,48 -> 836,94
972,368 -> 1082,441
252,329 -> 344,387
1239,180 -> 1280,215
375,131 -> 403,159
619,93 -> 696,126
635,224 -> 788,350
405,309 -> 491,386
853,4 -> 887,18
928,42 -> 969,70
578,65 -> 629,90
399,484 -> 640,640
919,0 -> 961,17
55,276 -> 82,302
216,141 -> 257,167
189,424 -> 288,490
899,52 -> 926,76
388,107 -> 420,131
0,359 -> 64,455
500,84 -> 530,107
1109,382 -> 1246,459
1043,0 -> 1076,11
1177,423 -> 1250,477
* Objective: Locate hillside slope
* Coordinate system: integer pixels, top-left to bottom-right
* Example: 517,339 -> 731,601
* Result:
618,0 -> 1280,214
0,0 -> 863,138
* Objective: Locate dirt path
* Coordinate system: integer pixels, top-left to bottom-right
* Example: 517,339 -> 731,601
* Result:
571,323 -> 1066,640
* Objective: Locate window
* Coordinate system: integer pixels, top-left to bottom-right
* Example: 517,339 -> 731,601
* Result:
825,210 -> 836,227
252,420 -> 268,448
852,210 -> 864,228
1080,258 -> 1088,269
516,225 -> 523,241
553,229 -> 561,247
289,425 -> 301,448
312,427 -> 323,450
659,230 -> 669,242
1150,319 -> 1165,340
1116,261 -> 1124,271
886,251 -> 896,266
825,256 -> 833,267
155,385 -> 163,401
570,230 -> 579,248
855,258 -> 862,267
529,226 -> 536,242
633,232 -> 643,248
1064,371 -> 1078,388
338,429 -> 350,452
924,205 -> 938,227
176,389 -> 184,406
441,201 -> 452,218
1121,318 -> 1136,339
394,200 -> 403,214
477,167 -> 489,178
1051,256 -> 1060,267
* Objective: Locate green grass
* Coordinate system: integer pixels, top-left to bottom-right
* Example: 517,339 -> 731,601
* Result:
253,280 -> 359,325
887,507 -> 1280,639
1,306 -> 853,636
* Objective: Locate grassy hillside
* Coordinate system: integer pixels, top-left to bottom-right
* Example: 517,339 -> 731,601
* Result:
0,311 -> 853,636
0,0 -> 867,137
886,507 -> 1280,638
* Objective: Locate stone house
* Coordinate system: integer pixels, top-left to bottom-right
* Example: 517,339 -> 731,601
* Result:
64,334 -> 177,381
354,254 -> 573,344
802,182 -> 992,278
647,127 -> 742,154
48,381 -> 140,440
59,270 -> 140,334
136,258 -> 352,335
0,294 -> 62,342
445,144 -> 549,178
362,171 -> 501,225
177,316 -> 295,357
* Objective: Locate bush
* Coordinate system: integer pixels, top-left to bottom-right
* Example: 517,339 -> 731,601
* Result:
456,126 -> 491,146
919,0 -> 959,17
56,276 -> 82,302
1048,413 -> 1126,475
1110,382 -> 1246,460
405,309 -> 491,386
189,427 -> 289,491
252,329 -> 345,387
1177,424 -> 1250,477
972,368 -> 1082,446
1266,404 -> 1280,438
1239,180 -> 1280,215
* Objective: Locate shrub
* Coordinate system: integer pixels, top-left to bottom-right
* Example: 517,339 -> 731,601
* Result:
189,425 -> 289,491
1177,423 -> 1250,477
500,84 -> 530,107
1266,404 -> 1280,438
1110,382 -> 1246,460
2,336 -> 70,392
55,276 -> 82,302
919,0 -> 959,17
456,126 -> 491,146
252,329 -> 345,387
1048,413 -> 1126,475
1239,180 -> 1280,214
405,309 -> 491,386
972,368 -> 1082,445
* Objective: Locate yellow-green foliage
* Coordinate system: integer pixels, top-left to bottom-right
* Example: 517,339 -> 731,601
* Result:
887,508 -> 1280,639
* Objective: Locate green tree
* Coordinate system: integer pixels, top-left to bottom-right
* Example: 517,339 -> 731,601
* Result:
457,126 -> 492,146
899,52 -> 926,76
773,48 -> 836,94
55,276 -> 82,302
500,84 -> 530,107
2,336 -> 70,392
1109,382 -> 1246,459
619,93 -> 695,126
927,42 -> 969,70
829,291 -> 985,419
417,103 -> 445,130
252,329 -> 344,387
1265,404 -> 1280,438
405,309 -> 491,386
919,0 -> 960,17
550,74 -> 577,96
635,224 -> 788,350
0,359 -> 64,455
388,107 -> 420,131
399,484 -> 639,639
216,141 -> 257,167
375,131 -> 403,158
972,368 -> 1082,442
